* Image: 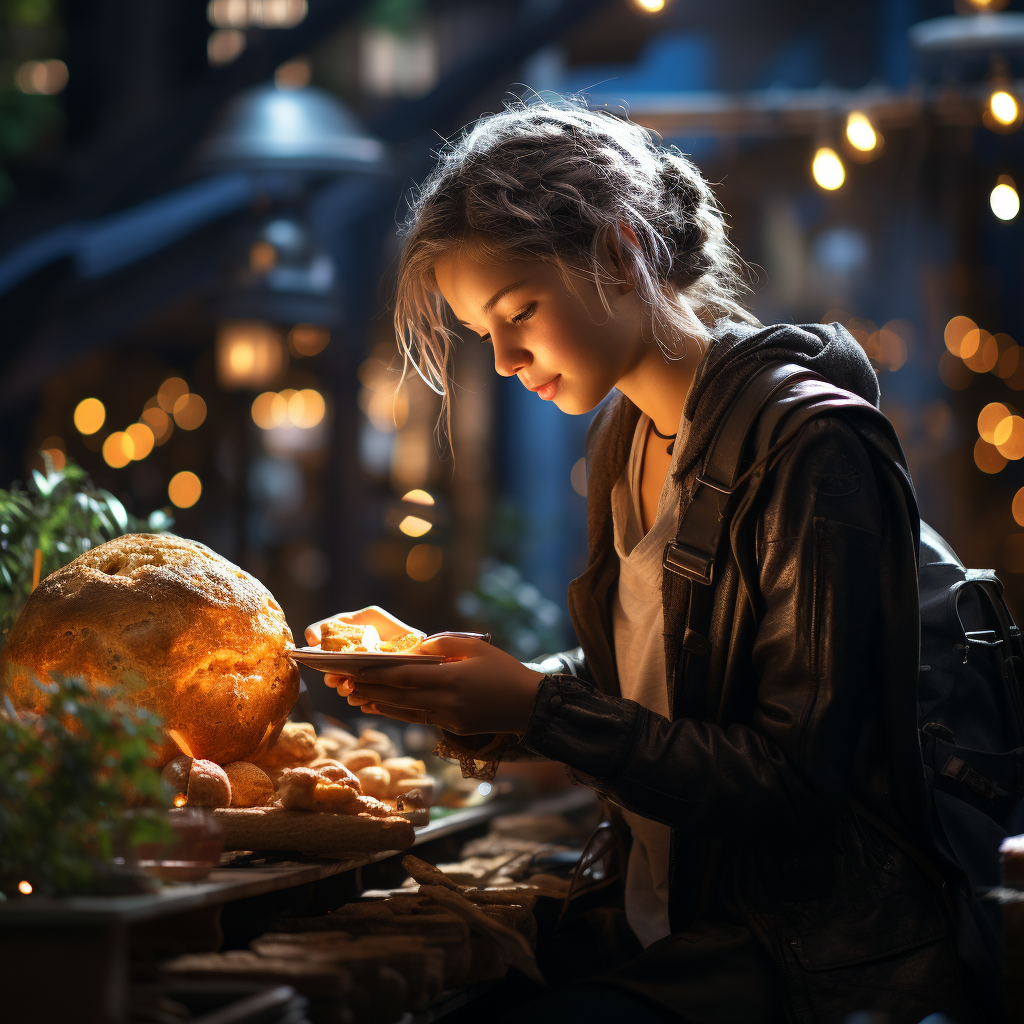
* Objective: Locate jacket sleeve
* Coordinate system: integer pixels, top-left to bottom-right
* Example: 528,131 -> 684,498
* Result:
432,647 -> 593,772
520,416 -> 891,835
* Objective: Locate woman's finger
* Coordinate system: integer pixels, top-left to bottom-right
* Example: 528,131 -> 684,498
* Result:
349,679 -> 443,710
348,662 -> 457,689
417,635 -> 491,659
360,702 -> 438,725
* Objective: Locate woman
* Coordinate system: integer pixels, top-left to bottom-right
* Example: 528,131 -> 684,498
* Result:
308,99 -> 976,1023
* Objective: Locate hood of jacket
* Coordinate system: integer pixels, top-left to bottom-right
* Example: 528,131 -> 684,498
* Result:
674,320 -> 879,481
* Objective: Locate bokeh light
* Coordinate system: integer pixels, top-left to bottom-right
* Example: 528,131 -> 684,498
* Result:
402,489 -> 435,505
845,111 -> 877,152
406,543 -> 442,581
39,436 -> 66,471
1013,487 -> 1024,528
173,393 -> 207,430
125,422 -> 155,460
14,59 -> 67,95
252,391 -> 288,429
73,397 -> 106,435
995,337 -> 1020,379
399,515 -> 432,538
989,90 -> 1019,127
102,431 -> 135,469
978,402 -> 1011,443
996,416 -> 1024,460
812,147 -> 845,190
216,321 -> 285,389
632,0 -> 666,11
963,330 -> 999,373
17,880 -> 32,895
249,240 -> 276,274
944,316 -> 977,357
157,377 -> 189,413
288,323 -> 330,357
141,403 -> 173,444
974,437 -> 1007,474
288,388 -> 326,428
991,178 -> 1020,221
168,471 -> 202,509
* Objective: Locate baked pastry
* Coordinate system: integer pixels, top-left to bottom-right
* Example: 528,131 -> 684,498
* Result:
187,759 -> 232,808
0,533 -> 299,766
342,748 -> 381,773
223,762 -> 274,807
357,766 -> 391,799
275,766 -> 394,817
320,621 -> 423,654
254,721 -> 318,770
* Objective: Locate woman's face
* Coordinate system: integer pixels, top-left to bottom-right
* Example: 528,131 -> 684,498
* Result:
433,248 -> 647,415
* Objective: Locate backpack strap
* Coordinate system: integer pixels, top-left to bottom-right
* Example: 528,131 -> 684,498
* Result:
662,362 -> 884,715
663,362 -> 820,715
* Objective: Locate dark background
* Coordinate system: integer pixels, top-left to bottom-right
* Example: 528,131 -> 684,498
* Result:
1,0 -> 1021,669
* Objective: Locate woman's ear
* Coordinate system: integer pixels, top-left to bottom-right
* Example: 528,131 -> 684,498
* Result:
604,223 -> 640,292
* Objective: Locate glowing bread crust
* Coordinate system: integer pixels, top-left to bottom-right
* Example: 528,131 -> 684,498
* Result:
0,533 -> 299,766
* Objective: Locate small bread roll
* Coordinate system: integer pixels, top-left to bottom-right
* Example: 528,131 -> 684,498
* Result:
358,728 -> 398,760
317,763 -> 362,791
187,759 -> 232,808
395,776 -> 434,805
382,758 -> 427,798
357,765 -> 391,799
317,725 -> 359,760
223,762 -> 274,807
382,756 -> 426,776
255,721 -> 318,770
342,748 -> 381,772
161,755 -> 193,794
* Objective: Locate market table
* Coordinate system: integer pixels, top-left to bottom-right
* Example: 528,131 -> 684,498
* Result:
0,789 -> 595,1024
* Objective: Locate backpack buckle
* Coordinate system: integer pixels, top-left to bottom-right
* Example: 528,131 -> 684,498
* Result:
663,542 -> 714,585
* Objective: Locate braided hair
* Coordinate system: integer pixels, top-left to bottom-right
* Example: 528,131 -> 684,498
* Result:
394,96 -> 757,427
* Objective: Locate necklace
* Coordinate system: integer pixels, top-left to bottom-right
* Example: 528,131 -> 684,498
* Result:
650,420 -> 677,457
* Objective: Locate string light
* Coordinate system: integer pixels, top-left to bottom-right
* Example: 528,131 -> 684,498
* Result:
73,398 -> 105,435
991,176 -> 1020,221
989,90 -> 1019,128
399,515 -> 432,538
812,147 -> 845,190
845,112 -> 878,153
168,471 -> 202,509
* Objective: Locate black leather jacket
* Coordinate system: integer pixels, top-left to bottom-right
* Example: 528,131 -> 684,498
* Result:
444,381 -> 978,1022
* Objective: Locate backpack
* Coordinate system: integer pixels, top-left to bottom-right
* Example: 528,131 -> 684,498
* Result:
662,361 -> 1024,988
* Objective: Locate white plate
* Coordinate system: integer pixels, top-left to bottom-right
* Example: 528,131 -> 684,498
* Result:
287,646 -> 447,673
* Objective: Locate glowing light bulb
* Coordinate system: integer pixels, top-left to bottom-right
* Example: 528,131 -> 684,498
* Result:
991,178 -> 1020,221
812,147 -> 845,190
990,90 -> 1019,127
633,0 -> 665,10
845,112 -> 877,152
399,515 -> 432,538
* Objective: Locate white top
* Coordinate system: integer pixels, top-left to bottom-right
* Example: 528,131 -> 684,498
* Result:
611,411 -> 691,948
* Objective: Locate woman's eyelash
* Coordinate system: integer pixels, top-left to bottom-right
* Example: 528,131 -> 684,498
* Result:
511,303 -> 536,324
477,303 -> 536,344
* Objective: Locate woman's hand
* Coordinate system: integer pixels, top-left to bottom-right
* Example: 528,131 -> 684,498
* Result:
324,635 -> 545,737
304,605 -> 424,647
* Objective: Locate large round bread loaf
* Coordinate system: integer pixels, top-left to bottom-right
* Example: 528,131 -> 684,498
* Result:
0,533 -> 299,766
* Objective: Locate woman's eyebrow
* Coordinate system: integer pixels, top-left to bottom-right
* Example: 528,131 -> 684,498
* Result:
482,279 -> 527,313
455,280 -> 529,326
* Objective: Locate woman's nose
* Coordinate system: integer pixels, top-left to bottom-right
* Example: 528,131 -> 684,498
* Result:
491,331 -> 528,377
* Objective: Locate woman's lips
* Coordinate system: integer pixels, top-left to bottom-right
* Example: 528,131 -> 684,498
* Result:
525,374 -> 560,400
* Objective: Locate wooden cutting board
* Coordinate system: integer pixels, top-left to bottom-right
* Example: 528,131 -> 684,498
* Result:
213,807 -> 415,857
